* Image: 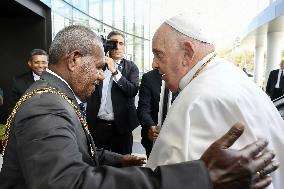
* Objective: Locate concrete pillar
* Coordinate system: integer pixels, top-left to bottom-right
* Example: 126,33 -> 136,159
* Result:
265,32 -> 283,83
254,45 -> 265,86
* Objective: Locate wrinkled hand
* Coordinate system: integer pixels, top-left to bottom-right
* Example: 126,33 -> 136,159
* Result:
148,126 -> 159,142
121,154 -> 146,167
104,56 -> 116,73
201,122 -> 279,189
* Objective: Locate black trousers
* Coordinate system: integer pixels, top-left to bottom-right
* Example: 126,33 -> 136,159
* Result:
93,118 -> 133,155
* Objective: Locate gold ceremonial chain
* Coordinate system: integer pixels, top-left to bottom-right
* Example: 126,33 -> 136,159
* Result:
188,53 -> 216,84
2,87 -> 95,157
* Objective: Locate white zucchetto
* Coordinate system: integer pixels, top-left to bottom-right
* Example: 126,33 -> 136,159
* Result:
165,13 -> 214,44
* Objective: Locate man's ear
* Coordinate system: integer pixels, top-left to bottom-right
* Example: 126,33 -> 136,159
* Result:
67,50 -> 81,71
183,40 -> 195,66
27,61 -> 32,68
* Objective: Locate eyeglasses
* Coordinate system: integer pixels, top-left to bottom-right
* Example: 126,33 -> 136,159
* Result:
32,61 -> 48,65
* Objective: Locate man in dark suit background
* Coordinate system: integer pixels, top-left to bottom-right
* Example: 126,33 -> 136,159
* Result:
11,49 -> 48,108
137,69 -> 161,158
137,69 -> 178,158
266,60 -> 284,100
86,31 -> 139,155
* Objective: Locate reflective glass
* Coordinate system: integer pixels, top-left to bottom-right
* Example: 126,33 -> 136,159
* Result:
52,0 -> 72,20
73,9 -> 90,26
133,0 -> 143,36
125,0 -> 134,34
103,0 -> 113,26
52,12 -> 72,38
72,0 -> 89,13
125,34 -> 134,62
89,0 -> 100,19
40,0 -> 51,7
114,0 -> 124,30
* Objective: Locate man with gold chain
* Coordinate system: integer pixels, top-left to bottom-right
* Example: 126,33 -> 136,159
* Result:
147,13 -> 284,189
0,25 -> 279,189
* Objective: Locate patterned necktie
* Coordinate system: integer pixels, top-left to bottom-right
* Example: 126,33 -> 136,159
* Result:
79,103 -> 87,119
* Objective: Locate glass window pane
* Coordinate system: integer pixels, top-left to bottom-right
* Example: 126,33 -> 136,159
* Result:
52,0 -> 73,20
89,19 -> 102,34
125,34 -> 134,61
134,1 -> 143,37
40,0 -> 51,7
143,40 -> 150,72
143,0 -> 150,38
125,0 -> 134,34
73,9 -> 89,26
114,0 -> 124,30
52,12 -> 72,39
72,0 -> 88,13
89,0 -> 100,19
103,0 -> 113,26
133,38 -> 143,71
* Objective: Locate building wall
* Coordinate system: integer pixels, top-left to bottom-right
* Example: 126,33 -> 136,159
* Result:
40,0 -> 151,74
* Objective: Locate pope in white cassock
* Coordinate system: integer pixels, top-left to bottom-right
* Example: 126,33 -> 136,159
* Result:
146,13 -> 284,189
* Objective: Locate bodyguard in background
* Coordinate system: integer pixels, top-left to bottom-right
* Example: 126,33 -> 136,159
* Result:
266,60 -> 284,100
137,69 -> 177,158
86,31 -> 139,155
10,49 -> 48,108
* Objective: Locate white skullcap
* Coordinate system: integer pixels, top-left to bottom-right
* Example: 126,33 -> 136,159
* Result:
165,13 -> 214,44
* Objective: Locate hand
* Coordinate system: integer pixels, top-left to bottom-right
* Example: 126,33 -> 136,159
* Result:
104,56 -> 116,73
201,122 -> 279,189
121,154 -> 146,167
148,126 -> 159,142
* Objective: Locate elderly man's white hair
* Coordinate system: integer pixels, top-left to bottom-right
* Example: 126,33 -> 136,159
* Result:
165,13 -> 214,45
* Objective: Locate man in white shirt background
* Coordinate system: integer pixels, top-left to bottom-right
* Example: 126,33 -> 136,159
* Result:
266,60 -> 284,100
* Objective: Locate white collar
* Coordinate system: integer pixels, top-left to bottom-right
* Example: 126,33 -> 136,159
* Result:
115,59 -> 122,64
46,68 -> 83,104
32,71 -> 41,81
179,52 -> 216,90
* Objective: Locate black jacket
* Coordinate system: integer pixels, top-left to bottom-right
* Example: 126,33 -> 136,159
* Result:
86,58 -> 140,134
266,69 -> 284,98
11,71 -> 34,108
0,71 -> 213,189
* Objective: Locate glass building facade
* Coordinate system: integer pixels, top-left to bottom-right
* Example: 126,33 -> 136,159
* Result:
40,0 -> 151,73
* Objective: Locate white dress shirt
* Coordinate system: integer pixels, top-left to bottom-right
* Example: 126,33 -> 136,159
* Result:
97,59 -> 122,121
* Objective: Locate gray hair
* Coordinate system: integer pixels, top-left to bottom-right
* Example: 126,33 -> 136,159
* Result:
49,25 -> 102,64
29,49 -> 48,61
107,30 -> 125,40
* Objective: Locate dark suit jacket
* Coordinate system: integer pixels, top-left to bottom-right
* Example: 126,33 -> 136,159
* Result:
0,72 -> 213,189
86,58 -> 140,134
274,95 -> 284,120
266,69 -> 284,98
11,71 -> 34,108
137,69 -> 171,156
137,70 -> 161,150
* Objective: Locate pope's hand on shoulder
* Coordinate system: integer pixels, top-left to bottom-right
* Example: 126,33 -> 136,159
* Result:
200,122 -> 279,189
